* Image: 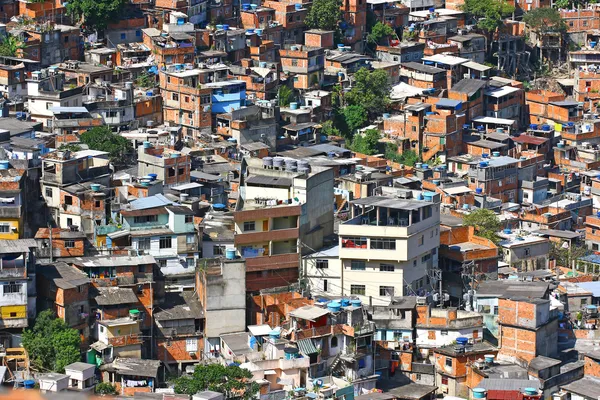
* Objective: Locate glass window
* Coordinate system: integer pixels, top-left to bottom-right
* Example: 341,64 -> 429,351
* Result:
45,187 -> 52,198
213,245 -> 226,256
445,358 -> 452,368
159,236 -> 172,249
134,215 -> 158,224
350,285 -> 365,295
138,238 -> 151,250
243,221 -> 255,231
186,338 -> 198,352
185,215 -> 193,223
379,286 -> 394,296
3,283 -> 21,294
371,238 -> 396,250
0,224 -> 10,233
342,237 -> 367,248
64,240 -> 75,248
350,260 -> 366,270
186,234 -> 195,244
380,264 -> 395,272
316,259 -> 328,269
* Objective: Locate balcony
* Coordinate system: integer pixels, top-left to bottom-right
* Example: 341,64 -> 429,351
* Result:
234,227 -> 299,246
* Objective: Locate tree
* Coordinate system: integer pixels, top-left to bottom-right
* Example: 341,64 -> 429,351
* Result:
463,209 -> 502,244
341,105 -> 368,136
305,0 -> 342,31
174,363 -> 259,399
0,35 -> 25,57
462,0 -> 514,57
277,85 -> 294,107
351,129 -> 381,155
384,144 -> 419,166
95,382 -> 117,395
22,310 -> 81,373
550,241 -> 588,268
523,8 -> 566,33
367,22 -> 394,45
135,72 -> 157,88
344,68 -> 390,117
321,120 -> 341,137
79,126 -> 131,161
67,0 -> 127,31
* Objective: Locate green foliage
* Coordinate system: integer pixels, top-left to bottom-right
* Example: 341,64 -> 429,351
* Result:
277,85 -> 294,107
351,129 -> 381,155
344,68 -> 390,117
174,363 -> 259,399
22,310 -> 81,373
367,22 -> 394,45
67,0 -> 127,31
80,126 -> 131,161
305,0 -> 342,31
135,72 -> 157,88
463,209 -> 502,244
59,143 -> 83,152
0,35 -> 25,57
341,105 -> 368,136
523,8 -> 566,32
462,0 -> 514,33
95,382 -> 117,395
321,120 -> 341,137
384,144 -> 419,166
550,241 -> 588,268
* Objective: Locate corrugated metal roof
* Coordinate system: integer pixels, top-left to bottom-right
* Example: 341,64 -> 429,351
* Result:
129,194 -> 174,210
297,339 -> 318,355
246,175 -> 292,187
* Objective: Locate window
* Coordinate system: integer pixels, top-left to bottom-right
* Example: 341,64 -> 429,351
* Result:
138,238 -> 151,250
0,224 -> 10,233
413,260 -> 417,267
67,218 -> 73,227
168,168 -> 176,177
524,248 -> 531,256
213,245 -> 226,256
243,221 -> 256,231
64,240 -> 75,248
95,200 -> 101,208
134,215 -> 158,224
136,30 -> 141,37
323,279 -> 328,292
419,235 -> 424,246
64,36 -> 69,43
46,102 -> 53,110
330,336 -> 338,347
445,358 -> 452,368
342,237 -> 367,248
422,254 -> 431,263
64,195 -> 73,205
379,286 -> 394,296
120,33 -> 126,40
350,260 -> 366,270
158,259 -> 167,268
493,306 -> 499,315
581,298 -> 588,306
371,238 -> 396,250
187,257 -> 196,268
185,214 -> 193,223
45,188 -> 53,198
351,285 -> 366,295
159,236 -> 172,249
3,284 -> 20,294
173,93 -> 179,101
138,265 -> 146,274
441,330 -> 448,336
186,234 -> 195,244
186,338 -> 198,352
380,264 -> 395,272
441,376 -> 449,385
316,259 -> 329,269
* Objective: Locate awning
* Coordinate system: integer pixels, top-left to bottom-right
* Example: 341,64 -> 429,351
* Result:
90,341 -> 111,352
443,186 -> 472,196
297,339 -> 318,355
264,370 -> 277,375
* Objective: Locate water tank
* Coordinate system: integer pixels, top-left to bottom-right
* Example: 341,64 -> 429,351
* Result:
481,153 -> 489,158
140,180 -> 150,187
520,156 -> 527,161
216,24 -> 224,30
328,301 -> 341,312
423,192 -> 434,202
250,3 -> 258,9
170,152 -> 180,158
23,380 -> 35,390
523,388 -> 538,396
456,337 -> 469,345
557,143 -> 565,149
180,193 -> 189,202
298,166 -> 311,174
591,41 -> 597,48
263,157 -> 273,168
463,124 -> 470,130
285,159 -> 298,168
146,120 -> 154,127
529,124 -> 538,130
143,141 -> 152,148
284,346 -> 299,359
260,61 -> 267,68
542,124 -> 551,131
484,354 -> 495,364
476,187 -> 483,194
433,179 -> 440,186
290,102 -> 298,110
337,44 -> 345,50
255,28 -> 263,35
477,125 -> 484,132
286,164 -> 298,172
503,228 -> 512,234
429,7 -> 435,12
597,211 -> 600,218
416,193 -> 424,200
242,3 -> 250,10
148,173 -> 158,181
340,298 -> 350,307
246,29 -> 255,35
90,184 -> 101,192
125,81 -> 133,89
295,3 -> 302,9
496,127 -> 504,133
472,388 -> 487,399
383,113 -> 391,119
422,163 -> 429,169
568,122 -> 575,127
463,203 -> 470,210
222,24 -> 230,30
290,45 -> 299,51
492,151 -> 500,157
273,157 -> 284,168
415,162 -> 423,169
0,161 -> 9,170
351,299 -> 362,307
298,160 -> 310,170
479,161 -> 488,168
224,248 -> 236,260
269,329 -> 281,339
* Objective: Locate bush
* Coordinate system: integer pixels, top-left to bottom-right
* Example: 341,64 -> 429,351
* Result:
95,382 -> 117,395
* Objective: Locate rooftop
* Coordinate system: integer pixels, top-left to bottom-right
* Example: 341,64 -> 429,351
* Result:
154,292 -> 203,321
349,196 -> 433,211
38,262 -> 89,290
474,280 -> 549,299
94,287 -> 138,306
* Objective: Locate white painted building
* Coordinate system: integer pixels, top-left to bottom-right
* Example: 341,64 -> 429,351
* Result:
27,69 -> 84,127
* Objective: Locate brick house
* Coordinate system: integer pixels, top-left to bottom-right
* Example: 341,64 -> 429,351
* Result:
279,45 -> 325,90
34,228 -> 86,260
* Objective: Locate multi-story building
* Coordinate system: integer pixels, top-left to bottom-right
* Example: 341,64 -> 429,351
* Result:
40,150 -> 111,234
279,44 -> 325,90
234,157 -> 334,292
137,142 -> 191,187
498,229 -> 550,272
466,155 -> 519,203
27,69 -> 84,127
0,163 -> 28,239
338,194 -> 440,304
142,27 -> 195,66
415,304 -> 483,350
0,239 -> 38,329
84,82 -> 136,131
214,105 -> 277,150
13,23 -> 80,67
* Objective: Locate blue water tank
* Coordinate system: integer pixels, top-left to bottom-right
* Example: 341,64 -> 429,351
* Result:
568,121 -> 575,127
422,163 -> 429,169
340,298 -> 350,307
295,3 -> 302,9
523,388 -> 538,396
456,337 -> 469,345
481,153 -> 489,158
542,124 -> 551,131
242,3 -> 250,10
0,161 -> 9,170
529,124 -> 538,130
492,151 -> 500,157
484,354 -> 495,363
143,141 -> 152,148
423,192 -> 434,202
328,301 -> 341,312
148,173 -> 158,181
433,179 -> 440,186
23,380 -> 35,389
476,187 -> 483,194
463,204 -> 470,210
226,248 -> 236,260
290,102 -> 298,110
472,388 -> 487,399
383,113 -> 391,119
479,161 -> 488,168
222,24 -> 230,30
416,193 -> 424,200
463,124 -> 470,130
269,329 -> 281,339
255,29 -> 263,35
415,162 -> 423,169
351,299 -> 362,307
503,228 -> 512,234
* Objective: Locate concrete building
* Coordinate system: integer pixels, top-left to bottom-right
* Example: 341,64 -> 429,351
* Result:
27,69 -> 84,127
415,304 -> 483,351
498,230 -> 550,272
338,194 -> 440,304
234,157 -> 334,292
137,143 -> 191,187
